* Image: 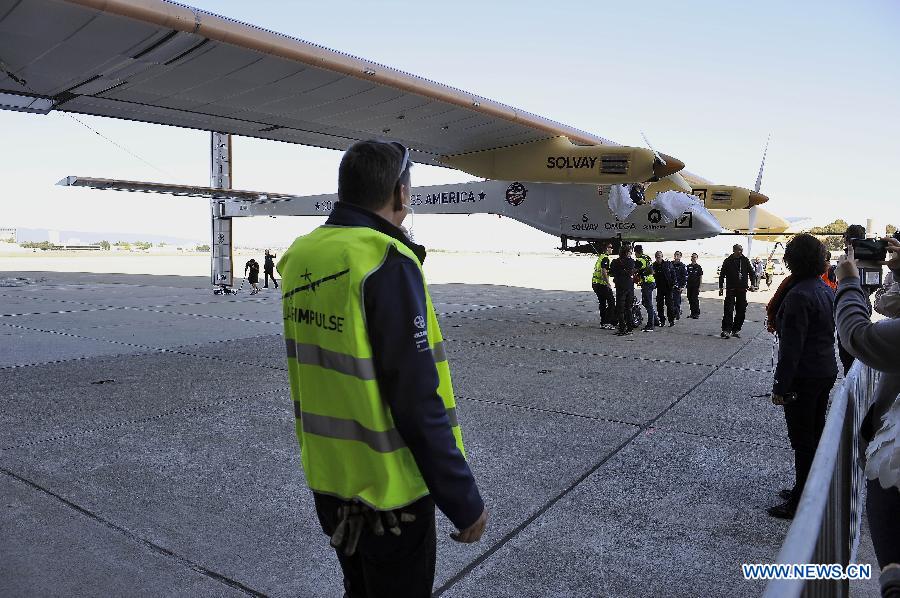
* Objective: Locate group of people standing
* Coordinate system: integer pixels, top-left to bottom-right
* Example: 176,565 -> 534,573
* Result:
592,243 -> 704,336
244,249 -> 279,295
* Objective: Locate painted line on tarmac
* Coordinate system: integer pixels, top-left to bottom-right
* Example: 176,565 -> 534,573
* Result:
448,337 -> 718,369
434,328 -> 757,596
0,322 -> 284,371
2,389 -> 285,451
0,463 -> 268,596
457,395 -> 644,428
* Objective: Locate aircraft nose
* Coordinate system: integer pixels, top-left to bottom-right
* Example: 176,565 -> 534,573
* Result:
652,154 -> 685,180
693,207 -> 723,238
748,191 -> 769,206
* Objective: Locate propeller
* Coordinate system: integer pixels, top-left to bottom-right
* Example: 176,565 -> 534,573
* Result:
641,131 -> 666,166
747,135 -> 770,256
641,132 -> 685,180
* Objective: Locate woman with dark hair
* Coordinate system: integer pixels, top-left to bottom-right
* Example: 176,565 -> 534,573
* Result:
768,233 -> 838,519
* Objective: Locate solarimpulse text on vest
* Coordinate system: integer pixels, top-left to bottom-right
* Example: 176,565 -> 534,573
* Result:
284,306 -> 345,332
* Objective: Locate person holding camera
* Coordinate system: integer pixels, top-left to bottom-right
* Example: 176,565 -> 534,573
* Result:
767,234 -> 838,519
838,224 -> 872,374
834,236 -> 900,596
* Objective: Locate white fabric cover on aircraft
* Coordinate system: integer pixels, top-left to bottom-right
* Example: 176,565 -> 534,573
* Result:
607,184 -> 639,220
651,190 -> 706,224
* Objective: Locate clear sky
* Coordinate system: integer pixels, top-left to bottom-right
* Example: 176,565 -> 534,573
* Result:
2,0 -> 899,251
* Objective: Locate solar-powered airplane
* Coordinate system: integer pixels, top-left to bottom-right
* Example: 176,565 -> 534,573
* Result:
1,0 -> 790,290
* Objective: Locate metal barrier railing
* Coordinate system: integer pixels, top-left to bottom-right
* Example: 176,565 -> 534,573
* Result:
763,362 -> 879,598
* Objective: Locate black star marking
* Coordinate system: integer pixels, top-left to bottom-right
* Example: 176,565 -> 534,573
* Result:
283,268 -> 351,299
314,202 -> 321,210
478,191 -> 486,200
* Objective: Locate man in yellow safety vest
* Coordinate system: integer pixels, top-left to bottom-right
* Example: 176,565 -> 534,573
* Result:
278,140 -> 487,597
592,241 -> 617,329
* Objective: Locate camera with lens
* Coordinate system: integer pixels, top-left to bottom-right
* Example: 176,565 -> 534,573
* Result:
849,237 -> 886,288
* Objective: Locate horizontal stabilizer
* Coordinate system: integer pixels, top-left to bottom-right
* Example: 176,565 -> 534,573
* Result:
58,176 -> 300,202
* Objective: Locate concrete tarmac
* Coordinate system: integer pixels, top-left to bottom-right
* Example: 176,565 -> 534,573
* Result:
0,271 -> 881,597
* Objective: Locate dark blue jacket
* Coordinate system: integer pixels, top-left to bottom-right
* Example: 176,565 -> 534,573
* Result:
652,260 -> 676,290
773,277 -> 838,395
324,202 -> 483,529
672,261 -> 687,288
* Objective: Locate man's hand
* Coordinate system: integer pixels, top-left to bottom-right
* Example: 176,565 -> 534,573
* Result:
885,237 -> 900,272
772,394 -> 785,406
835,245 -> 859,282
718,289 -> 724,297
451,507 -> 488,543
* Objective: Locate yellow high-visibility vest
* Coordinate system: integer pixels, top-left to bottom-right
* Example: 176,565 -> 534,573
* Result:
592,253 -> 609,285
636,255 -> 656,284
278,225 -> 464,510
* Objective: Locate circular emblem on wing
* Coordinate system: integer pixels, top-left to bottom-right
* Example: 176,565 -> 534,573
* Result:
505,182 -> 527,206
648,209 -> 662,224
414,315 -> 426,329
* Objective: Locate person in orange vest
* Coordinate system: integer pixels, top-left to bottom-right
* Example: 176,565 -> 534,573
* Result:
820,251 -> 837,290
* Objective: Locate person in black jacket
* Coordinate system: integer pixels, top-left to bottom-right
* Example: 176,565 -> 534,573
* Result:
718,244 -> 757,338
767,234 -> 838,519
672,251 -> 688,320
283,140 -> 486,595
263,249 -> 278,289
686,253 -> 703,318
652,251 -> 677,327
244,258 -> 261,295
610,245 -> 637,336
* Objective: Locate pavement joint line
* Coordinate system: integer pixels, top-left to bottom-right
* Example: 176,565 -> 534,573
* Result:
0,321 -> 283,371
0,464 -> 268,596
648,421 -> 793,451
442,312 -> 768,339
2,389 -> 286,452
448,338 -> 719,369
456,395 -> 644,428
434,327 -> 755,596
446,335 -> 774,375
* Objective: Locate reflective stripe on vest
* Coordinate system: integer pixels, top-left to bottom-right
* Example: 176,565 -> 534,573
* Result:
278,224 -> 464,511
292,404 -> 460,453
284,337 -> 448,379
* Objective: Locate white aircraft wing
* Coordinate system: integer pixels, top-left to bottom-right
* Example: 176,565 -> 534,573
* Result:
0,0 -> 706,184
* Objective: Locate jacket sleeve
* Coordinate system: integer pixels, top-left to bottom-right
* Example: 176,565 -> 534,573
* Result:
835,277 -> 900,374
773,291 -> 810,395
718,260 -> 726,290
364,249 -> 484,529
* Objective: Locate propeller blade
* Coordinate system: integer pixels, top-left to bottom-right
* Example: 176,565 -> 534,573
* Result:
748,205 -> 759,255
641,131 -> 666,166
754,134 -> 771,193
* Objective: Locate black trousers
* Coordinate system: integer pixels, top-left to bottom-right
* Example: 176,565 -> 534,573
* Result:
592,283 -> 617,325
655,285 -> 675,324
721,289 -> 748,332
264,271 -> 279,288
782,376 -> 836,498
687,281 -> 701,316
615,284 -> 635,333
314,493 -> 436,598
867,479 -> 900,569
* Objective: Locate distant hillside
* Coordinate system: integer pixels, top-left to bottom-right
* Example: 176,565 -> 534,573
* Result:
13,228 -> 203,247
